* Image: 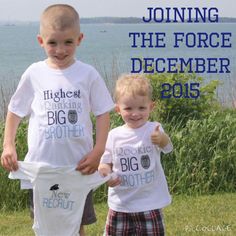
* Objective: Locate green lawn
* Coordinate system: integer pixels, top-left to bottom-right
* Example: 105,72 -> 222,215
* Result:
0,193 -> 235,236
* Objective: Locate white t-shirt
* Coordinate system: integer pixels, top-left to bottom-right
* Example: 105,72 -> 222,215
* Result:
9,161 -> 111,236
100,121 -> 173,212
8,60 -> 114,167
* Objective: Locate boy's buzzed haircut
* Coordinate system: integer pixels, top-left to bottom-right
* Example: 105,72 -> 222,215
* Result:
40,4 -> 80,34
114,74 -> 153,102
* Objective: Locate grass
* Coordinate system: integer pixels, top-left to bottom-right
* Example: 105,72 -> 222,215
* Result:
0,193 -> 235,236
0,72 -> 235,235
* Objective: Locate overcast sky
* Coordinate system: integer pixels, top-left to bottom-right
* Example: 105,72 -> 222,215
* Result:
0,0 -> 235,21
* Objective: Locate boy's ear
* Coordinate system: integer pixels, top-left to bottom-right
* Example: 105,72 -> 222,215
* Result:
115,104 -> 120,114
37,35 -> 44,47
77,33 -> 84,46
150,101 -> 155,111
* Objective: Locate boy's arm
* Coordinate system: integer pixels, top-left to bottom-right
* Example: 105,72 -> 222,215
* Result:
1,111 -> 22,171
76,112 -> 110,174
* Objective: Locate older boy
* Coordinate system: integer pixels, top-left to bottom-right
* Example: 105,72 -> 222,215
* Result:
1,4 -> 114,235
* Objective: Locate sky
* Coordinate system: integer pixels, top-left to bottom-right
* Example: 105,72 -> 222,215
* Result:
0,0 -> 235,21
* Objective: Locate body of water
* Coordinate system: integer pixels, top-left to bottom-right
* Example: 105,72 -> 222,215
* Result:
0,23 -> 235,118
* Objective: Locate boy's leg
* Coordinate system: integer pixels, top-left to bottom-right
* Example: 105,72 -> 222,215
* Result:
28,189 -> 34,219
80,190 -> 97,235
105,208 -> 135,236
134,209 -> 165,236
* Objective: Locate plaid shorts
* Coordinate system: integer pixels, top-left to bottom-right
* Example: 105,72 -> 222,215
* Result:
105,208 -> 165,236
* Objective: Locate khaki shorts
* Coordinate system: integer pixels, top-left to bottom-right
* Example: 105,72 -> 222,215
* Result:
29,189 -> 96,225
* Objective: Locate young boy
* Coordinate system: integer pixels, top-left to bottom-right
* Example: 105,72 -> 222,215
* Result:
99,74 -> 173,236
1,4 -> 114,235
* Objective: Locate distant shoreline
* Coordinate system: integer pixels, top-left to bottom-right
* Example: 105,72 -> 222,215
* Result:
81,17 -> 236,24
1,17 -> 236,25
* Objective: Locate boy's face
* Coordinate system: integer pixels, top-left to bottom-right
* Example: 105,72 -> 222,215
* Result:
116,95 -> 154,129
37,26 -> 83,69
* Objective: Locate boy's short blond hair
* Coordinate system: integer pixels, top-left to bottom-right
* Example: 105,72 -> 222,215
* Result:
40,4 -> 80,35
114,74 -> 153,102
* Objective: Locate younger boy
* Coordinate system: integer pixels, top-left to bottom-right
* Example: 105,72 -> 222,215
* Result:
1,4 -> 114,235
99,74 -> 173,236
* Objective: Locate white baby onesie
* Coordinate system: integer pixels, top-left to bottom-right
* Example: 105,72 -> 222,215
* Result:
9,161 -> 110,236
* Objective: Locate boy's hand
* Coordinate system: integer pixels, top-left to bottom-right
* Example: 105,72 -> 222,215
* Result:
98,163 -> 112,177
151,125 -> 170,148
1,145 -> 18,172
98,164 -> 121,187
76,149 -> 101,175
107,175 -> 121,187
1,112 -> 21,172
